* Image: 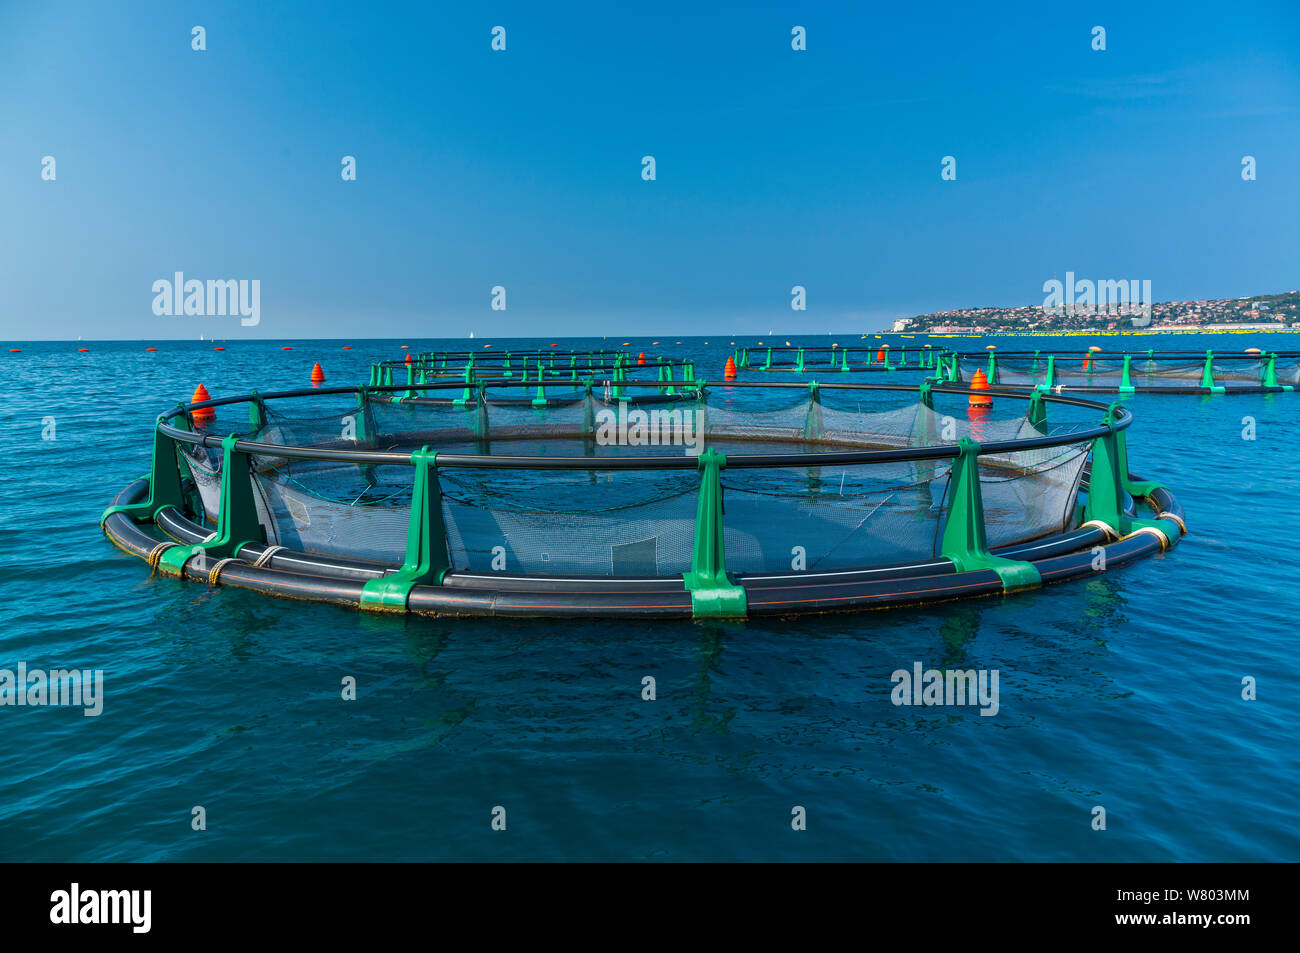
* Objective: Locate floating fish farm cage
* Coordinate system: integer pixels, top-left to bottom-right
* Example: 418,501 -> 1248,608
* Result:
735,344 -> 949,374
944,348 -> 1300,394
370,350 -> 696,394
102,376 -> 1184,620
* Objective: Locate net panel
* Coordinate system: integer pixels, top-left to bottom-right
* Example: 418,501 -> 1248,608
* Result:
720,460 -> 947,573
440,468 -> 698,575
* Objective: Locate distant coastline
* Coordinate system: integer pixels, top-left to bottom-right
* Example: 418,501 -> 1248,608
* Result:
893,290 -> 1300,335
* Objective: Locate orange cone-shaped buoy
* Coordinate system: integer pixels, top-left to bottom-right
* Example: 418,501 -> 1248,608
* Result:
311,362 -> 325,384
724,356 -> 738,380
404,353 -> 413,363
969,368 -> 993,408
638,352 -> 646,365
191,384 -> 216,426
1083,346 -> 1101,371
876,348 -> 886,362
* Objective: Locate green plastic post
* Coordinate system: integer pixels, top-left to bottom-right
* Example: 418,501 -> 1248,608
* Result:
248,392 -> 268,432
1119,355 -> 1135,395
985,350 -> 997,384
795,348 -> 805,374
1200,349 -> 1225,393
1027,390 -> 1048,434
802,381 -> 824,440
359,447 -> 450,611
840,347 -> 850,372
1037,355 -> 1056,392
683,449 -> 747,618
613,361 -> 627,401
100,421 -> 189,524
1261,352 -> 1292,390
913,381 -> 939,483
453,364 -> 475,407
762,347 -> 772,370
1082,406 -> 1178,542
157,435 -> 266,576
939,439 -> 1041,590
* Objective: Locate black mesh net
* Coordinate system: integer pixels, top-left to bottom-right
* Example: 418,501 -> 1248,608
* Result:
181,386 -> 1094,575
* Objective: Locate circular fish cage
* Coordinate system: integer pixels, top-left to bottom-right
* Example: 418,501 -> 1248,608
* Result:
734,344 -> 949,374
944,348 -> 1300,394
101,378 -> 1185,620
370,349 -> 697,392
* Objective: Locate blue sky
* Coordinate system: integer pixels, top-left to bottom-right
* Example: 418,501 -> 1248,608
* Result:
1,0 -> 1297,339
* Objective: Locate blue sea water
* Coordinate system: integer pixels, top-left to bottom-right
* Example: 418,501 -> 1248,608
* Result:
1,332 -> 1298,862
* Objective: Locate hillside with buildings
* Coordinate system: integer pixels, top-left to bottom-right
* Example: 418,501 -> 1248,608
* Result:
893,291 -> 1300,333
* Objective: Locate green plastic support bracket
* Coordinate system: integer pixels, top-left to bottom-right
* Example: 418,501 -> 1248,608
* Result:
248,392 -> 268,432
1262,352 -> 1293,391
802,381 -> 824,440
1200,350 -> 1226,394
1118,355 -> 1135,395
359,447 -> 450,611
100,421 -> 188,525
1036,354 -> 1056,392
913,381 -> 938,452
940,439 -> 1041,591
1027,390 -> 1048,434
1082,405 -> 1177,541
157,434 -> 266,576
683,448 -> 748,619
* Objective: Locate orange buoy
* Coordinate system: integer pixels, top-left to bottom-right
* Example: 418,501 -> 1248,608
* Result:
404,353 -> 413,363
637,352 -> 646,365
1245,347 -> 1262,355
191,384 -> 216,426
311,362 -> 325,384
281,346 -> 292,351
969,368 -> 993,408
652,341 -> 660,345
549,343 -> 558,347
77,347 -> 89,352
214,346 -> 225,351
876,348 -> 886,362
724,356 -> 738,380
145,347 -> 158,352
9,348 -> 21,353
341,345 -> 352,350
1083,346 -> 1101,370
401,345 -> 409,349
